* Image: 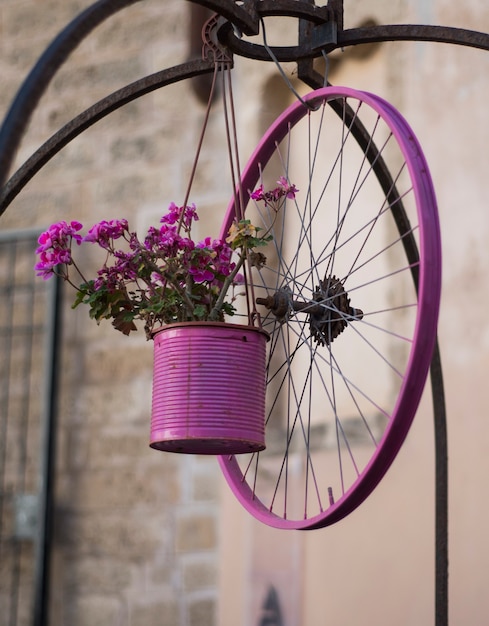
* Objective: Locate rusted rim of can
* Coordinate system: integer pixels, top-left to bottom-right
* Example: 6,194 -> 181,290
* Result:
151,321 -> 270,342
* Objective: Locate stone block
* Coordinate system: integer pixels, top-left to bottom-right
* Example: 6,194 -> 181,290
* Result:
81,343 -> 151,385
1,2 -> 85,43
129,598 -> 179,626
81,1 -> 185,62
182,556 -> 217,592
85,428 -> 153,469
110,134 -> 157,163
92,173 -> 150,207
65,556 -> 132,594
175,513 -> 217,553
69,465 -> 180,510
0,186 -> 82,232
191,469 -> 220,503
69,594 -> 124,626
58,509 -> 171,562
188,597 -> 216,626
149,559 -> 176,587
52,57 -> 144,96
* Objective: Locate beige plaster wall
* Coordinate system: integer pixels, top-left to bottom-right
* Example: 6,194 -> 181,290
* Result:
219,1 -> 489,625
1,2 -> 225,624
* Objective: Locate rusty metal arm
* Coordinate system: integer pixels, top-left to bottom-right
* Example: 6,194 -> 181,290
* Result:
340,23 -> 489,51
0,59 -> 217,216
219,22 -> 489,61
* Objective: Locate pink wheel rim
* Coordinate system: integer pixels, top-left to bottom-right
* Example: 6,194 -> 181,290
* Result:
218,87 -> 441,529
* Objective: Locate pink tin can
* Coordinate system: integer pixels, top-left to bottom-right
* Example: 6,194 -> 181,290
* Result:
150,322 -> 268,454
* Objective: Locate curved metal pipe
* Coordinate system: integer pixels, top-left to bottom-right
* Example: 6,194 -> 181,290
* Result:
218,22 -> 489,61
340,24 -> 489,51
430,338 -> 448,626
0,59 -> 216,216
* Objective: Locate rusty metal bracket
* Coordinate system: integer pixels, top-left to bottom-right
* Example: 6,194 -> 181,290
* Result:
216,0 -> 337,62
202,13 -> 234,65
187,0 -> 259,36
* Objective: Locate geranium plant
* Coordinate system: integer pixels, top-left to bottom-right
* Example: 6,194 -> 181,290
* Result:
34,178 -> 297,338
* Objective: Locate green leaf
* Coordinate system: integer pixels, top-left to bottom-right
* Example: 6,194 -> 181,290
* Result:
193,304 -> 207,319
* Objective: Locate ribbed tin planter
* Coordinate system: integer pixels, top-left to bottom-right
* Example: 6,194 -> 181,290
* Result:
150,322 -> 269,454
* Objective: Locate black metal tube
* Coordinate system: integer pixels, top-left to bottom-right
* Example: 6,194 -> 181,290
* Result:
339,24 -> 489,52
33,274 -> 63,626
218,22 -> 489,62
430,338 -> 448,626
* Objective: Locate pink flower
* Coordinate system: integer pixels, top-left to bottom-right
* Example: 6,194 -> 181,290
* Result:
195,238 -> 234,278
36,220 -> 83,253
277,177 -> 298,199
34,250 -> 66,279
83,219 -> 128,247
34,199 -> 271,330
34,220 -> 83,278
250,179 -> 298,209
189,266 -> 215,283
160,203 -> 198,229
250,185 -> 264,201
144,224 -> 194,256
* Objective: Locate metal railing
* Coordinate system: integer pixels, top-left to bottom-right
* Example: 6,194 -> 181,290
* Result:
0,229 -> 61,626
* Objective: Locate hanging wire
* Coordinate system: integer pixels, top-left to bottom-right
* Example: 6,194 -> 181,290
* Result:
221,65 -> 243,221
260,17 -> 329,109
321,49 -> 330,87
174,56 -> 262,327
177,61 -> 220,233
221,64 -> 262,326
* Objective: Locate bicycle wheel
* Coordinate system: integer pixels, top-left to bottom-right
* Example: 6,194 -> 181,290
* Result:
218,86 -> 441,530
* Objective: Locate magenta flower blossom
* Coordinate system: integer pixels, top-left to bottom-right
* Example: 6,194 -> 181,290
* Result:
250,185 -> 264,201
277,176 -> 299,199
35,249 -> 71,279
144,224 -> 179,252
161,202 -> 198,229
192,238 -> 235,283
83,219 -> 128,248
188,266 -> 216,284
36,220 -> 83,253
250,177 -> 298,211
34,220 -> 83,278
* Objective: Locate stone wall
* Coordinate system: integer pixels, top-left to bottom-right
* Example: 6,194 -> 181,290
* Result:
0,1 -> 227,624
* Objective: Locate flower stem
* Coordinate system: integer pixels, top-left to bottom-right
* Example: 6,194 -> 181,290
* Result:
71,258 -> 89,285
208,254 -> 246,321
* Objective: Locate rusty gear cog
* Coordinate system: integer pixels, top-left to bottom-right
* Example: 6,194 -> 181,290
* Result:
310,275 -> 356,346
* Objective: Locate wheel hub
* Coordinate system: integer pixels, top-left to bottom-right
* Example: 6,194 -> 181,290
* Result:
256,275 -> 363,346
